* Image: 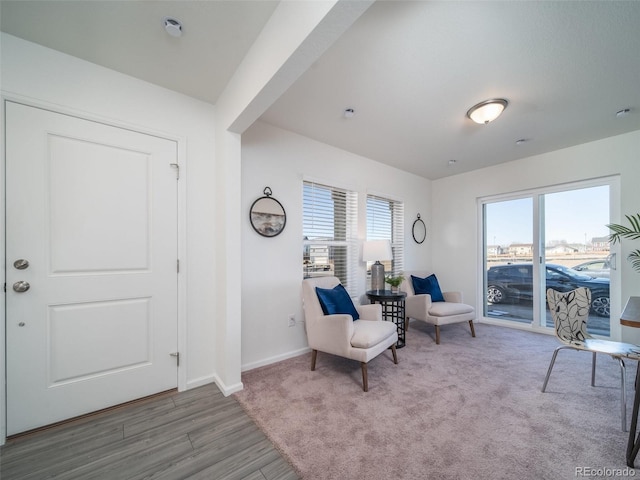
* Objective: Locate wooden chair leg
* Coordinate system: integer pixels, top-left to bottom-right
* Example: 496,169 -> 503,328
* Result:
405,317 -> 410,331
469,320 -> 476,338
361,362 -> 368,392
311,349 -> 317,371
391,344 -> 398,364
435,325 -> 441,345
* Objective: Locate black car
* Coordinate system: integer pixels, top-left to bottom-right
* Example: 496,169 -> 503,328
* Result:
486,263 -> 610,317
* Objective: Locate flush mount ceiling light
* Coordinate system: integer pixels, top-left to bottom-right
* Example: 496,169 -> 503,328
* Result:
163,17 -> 183,37
466,98 -> 508,124
344,108 -> 355,118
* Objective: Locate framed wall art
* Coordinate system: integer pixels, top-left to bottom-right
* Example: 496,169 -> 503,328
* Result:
412,213 -> 426,244
250,187 -> 286,237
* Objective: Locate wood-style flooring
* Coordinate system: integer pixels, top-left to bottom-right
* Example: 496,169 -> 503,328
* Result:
0,384 -> 299,480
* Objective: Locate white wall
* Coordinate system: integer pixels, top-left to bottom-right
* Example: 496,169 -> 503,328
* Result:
0,34 -> 220,416
431,130 -> 640,342
210,0 -> 371,391
240,120 -> 432,370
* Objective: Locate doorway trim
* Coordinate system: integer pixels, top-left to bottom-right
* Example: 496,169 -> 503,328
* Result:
0,94 -> 189,445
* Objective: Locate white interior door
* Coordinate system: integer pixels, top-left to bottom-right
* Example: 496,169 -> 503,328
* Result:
5,102 -> 178,435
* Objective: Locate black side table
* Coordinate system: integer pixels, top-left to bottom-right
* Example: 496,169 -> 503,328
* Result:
366,290 -> 406,348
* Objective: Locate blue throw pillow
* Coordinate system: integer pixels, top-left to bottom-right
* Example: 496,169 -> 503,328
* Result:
411,274 -> 445,302
315,284 -> 360,320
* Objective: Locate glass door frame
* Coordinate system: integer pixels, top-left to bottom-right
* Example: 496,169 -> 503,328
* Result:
478,175 -> 621,340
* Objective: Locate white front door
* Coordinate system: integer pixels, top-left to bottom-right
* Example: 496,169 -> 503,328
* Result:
5,102 -> 179,435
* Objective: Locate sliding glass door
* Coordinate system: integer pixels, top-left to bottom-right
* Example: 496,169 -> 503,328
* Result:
542,186 -> 611,336
485,198 -> 534,325
483,180 -> 614,337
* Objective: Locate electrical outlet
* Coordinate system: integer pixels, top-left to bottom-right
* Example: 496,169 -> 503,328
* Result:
288,314 -> 296,327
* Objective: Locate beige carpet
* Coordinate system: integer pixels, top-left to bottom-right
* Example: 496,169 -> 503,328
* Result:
234,322 -> 639,480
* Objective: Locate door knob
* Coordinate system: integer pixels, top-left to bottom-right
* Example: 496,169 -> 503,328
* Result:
13,259 -> 29,270
13,281 -> 30,293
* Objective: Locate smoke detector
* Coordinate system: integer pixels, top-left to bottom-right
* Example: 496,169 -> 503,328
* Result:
163,17 -> 183,38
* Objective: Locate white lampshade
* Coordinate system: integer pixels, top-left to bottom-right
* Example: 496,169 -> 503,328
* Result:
621,296 -> 640,327
466,98 -> 508,124
362,240 -> 393,262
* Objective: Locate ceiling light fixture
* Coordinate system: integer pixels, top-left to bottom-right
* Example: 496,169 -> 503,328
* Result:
448,159 -> 457,166
344,108 -> 355,118
163,17 -> 183,38
515,138 -> 529,145
466,98 -> 508,124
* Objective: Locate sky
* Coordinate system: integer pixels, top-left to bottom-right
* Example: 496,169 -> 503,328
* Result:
486,185 -> 610,246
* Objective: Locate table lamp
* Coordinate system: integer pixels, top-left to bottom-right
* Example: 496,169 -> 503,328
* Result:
363,240 -> 393,291
621,296 -> 640,328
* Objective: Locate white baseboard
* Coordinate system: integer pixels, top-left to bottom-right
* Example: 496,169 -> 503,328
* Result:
185,374 -> 243,397
184,348 -> 313,396
214,376 -> 244,396
185,374 -> 218,391
241,347 -> 311,372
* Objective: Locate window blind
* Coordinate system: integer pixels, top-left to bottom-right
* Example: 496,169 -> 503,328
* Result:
303,181 -> 358,296
366,194 -> 404,276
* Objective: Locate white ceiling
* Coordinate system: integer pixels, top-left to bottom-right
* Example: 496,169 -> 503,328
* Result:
0,0 -> 279,103
2,1 -> 640,180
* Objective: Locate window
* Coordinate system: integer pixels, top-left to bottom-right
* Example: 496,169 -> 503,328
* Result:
366,194 -> 404,276
482,179 -> 616,337
303,181 -> 358,295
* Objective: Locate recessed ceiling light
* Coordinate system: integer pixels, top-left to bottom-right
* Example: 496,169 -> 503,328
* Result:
448,159 -> 457,166
515,138 -> 529,145
616,108 -> 631,118
163,17 -> 183,38
344,108 -> 355,118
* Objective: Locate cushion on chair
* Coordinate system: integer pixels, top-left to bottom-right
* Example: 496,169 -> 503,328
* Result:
428,301 -> 474,317
315,284 -> 360,320
411,274 -> 445,302
351,320 -> 396,348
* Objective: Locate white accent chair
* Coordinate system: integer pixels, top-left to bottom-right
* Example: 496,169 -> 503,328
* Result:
400,271 -> 476,345
302,276 -> 398,391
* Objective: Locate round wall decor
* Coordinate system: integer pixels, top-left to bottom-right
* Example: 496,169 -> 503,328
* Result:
250,187 -> 286,237
412,214 -> 426,244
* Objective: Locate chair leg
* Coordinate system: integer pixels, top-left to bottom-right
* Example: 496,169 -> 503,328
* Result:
391,344 -> 398,364
311,349 -> 317,371
542,347 -> 628,431
435,325 -> 441,345
627,365 -> 640,466
468,320 -> 476,338
361,362 -> 368,392
542,345 -> 573,392
405,317 -> 410,331
619,357 -> 628,432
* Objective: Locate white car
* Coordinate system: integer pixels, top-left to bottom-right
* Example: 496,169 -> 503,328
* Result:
572,258 -> 611,278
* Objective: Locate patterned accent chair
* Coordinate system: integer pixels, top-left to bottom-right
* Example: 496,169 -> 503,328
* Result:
543,287 -> 639,431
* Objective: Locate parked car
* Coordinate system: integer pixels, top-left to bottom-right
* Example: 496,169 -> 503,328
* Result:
572,256 -> 612,278
487,263 -> 610,316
